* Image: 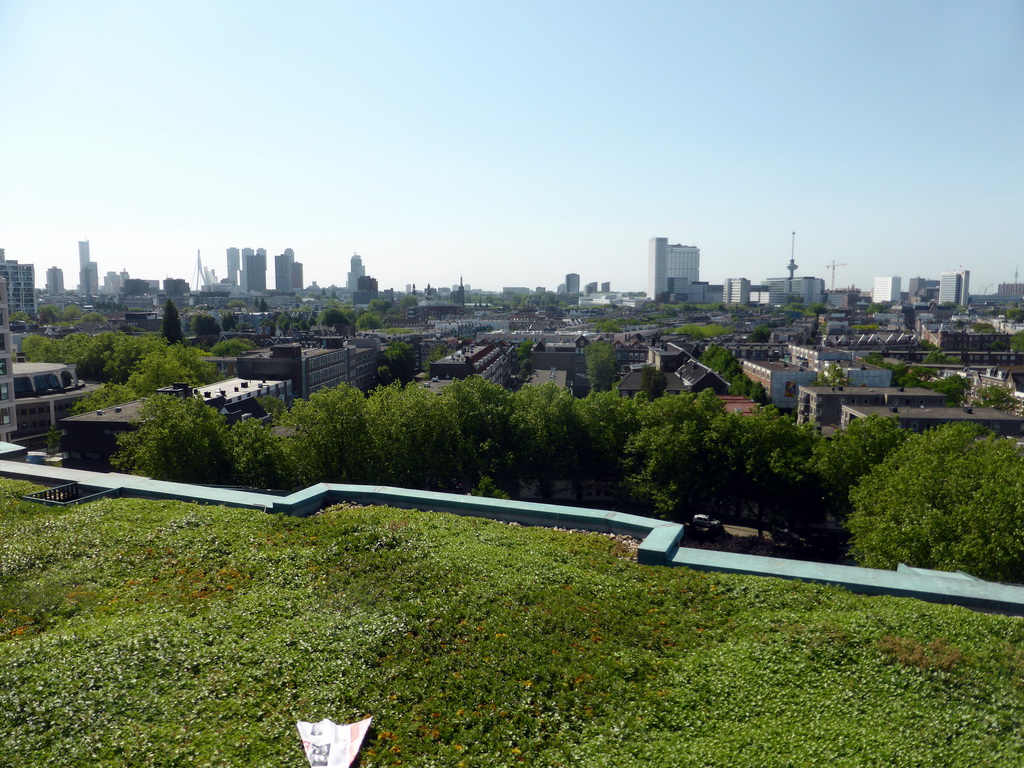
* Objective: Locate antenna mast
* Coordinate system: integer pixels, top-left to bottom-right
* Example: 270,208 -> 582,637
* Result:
787,231 -> 798,280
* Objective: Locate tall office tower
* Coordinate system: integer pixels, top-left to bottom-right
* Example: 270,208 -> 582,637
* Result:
78,240 -> 98,295
565,273 -> 581,294
291,261 -> 304,292
584,281 -> 598,295
239,248 -> 254,291
939,270 -> 970,306
0,249 -> 37,315
347,254 -> 366,290
600,281 -> 611,293
0,278 -> 14,443
648,237 -> 700,300
872,276 -> 902,303
226,248 -> 241,286
46,267 -> 65,296
275,248 -> 295,292
241,248 -> 267,293
725,278 -> 751,305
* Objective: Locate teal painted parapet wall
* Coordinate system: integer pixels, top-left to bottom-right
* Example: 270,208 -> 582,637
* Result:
1,443 -> 1022,614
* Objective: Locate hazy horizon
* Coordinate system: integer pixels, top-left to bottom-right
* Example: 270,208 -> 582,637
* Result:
2,2 -> 1021,295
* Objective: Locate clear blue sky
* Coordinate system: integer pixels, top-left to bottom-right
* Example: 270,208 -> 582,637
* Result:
1,1 -> 1022,295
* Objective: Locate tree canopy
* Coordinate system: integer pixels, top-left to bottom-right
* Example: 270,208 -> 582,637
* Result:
848,424 -> 1024,581
161,300 -> 184,344
584,340 -> 617,392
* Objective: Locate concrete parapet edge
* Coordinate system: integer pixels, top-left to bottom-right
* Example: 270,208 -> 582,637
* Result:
3,446 -> 1024,613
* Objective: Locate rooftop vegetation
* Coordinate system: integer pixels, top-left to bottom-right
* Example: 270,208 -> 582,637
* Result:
2,480 -> 1023,767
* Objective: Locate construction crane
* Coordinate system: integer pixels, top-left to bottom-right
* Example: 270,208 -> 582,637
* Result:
827,260 -> 848,291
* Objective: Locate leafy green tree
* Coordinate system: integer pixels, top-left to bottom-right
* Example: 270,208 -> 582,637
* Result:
1011,331 -> 1024,352
515,340 -> 534,372
624,392 -> 724,518
929,374 -> 970,406
126,345 -> 219,396
70,383 -> 141,415
975,385 -> 1017,412
113,395 -> 232,483
364,383 -> 460,488
355,312 -> 383,331
95,334 -> 167,383
37,304 -> 60,324
923,350 -> 960,365
639,366 -> 667,399
811,415 -> 910,520
255,395 -> 288,422
189,313 -> 221,336
812,363 -> 850,387
508,384 -> 581,499
593,319 -> 623,333
713,403 -> 822,534
60,305 -> 83,323
209,338 -> 258,357
220,313 -> 238,332
283,385 -> 370,484
229,418 -> 293,489
438,376 -> 516,490
749,325 -> 771,342
470,476 -> 510,499
227,299 -> 248,309
971,322 -> 995,333
1005,308 -> 1024,323
318,307 -> 352,327
380,341 -> 417,385
161,300 -> 185,344
847,424 -> 1024,581
584,340 -> 617,392
81,312 -> 106,322
573,390 -> 642,492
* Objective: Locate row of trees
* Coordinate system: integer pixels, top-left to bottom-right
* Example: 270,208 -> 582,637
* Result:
22,332 -> 221,414
115,379 -> 919,533
116,380 -> 1024,580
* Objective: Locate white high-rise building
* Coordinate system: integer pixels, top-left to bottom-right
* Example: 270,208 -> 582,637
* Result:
648,237 -> 700,300
725,278 -> 751,305
939,270 -> 970,306
347,254 -> 366,291
872,276 -> 902,304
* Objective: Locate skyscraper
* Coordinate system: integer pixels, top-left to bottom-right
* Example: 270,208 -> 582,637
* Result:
78,240 -> 98,296
565,273 -> 580,294
226,248 -> 241,286
939,270 -> 970,306
275,249 -> 295,292
241,248 -> 267,293
46,267 -> 65,296
648,237 -> 700,300
347,254 -> 366,291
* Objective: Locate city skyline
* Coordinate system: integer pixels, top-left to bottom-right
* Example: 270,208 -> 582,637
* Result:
1,2 -> 1021,293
